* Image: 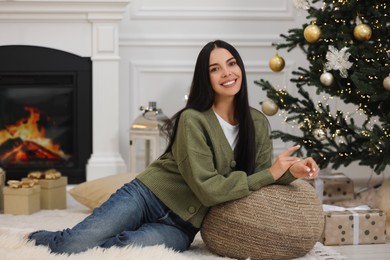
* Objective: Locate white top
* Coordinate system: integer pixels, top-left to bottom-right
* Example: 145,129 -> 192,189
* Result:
214,111 -> 239,149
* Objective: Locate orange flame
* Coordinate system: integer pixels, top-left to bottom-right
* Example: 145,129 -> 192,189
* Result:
0,106 -> 68,159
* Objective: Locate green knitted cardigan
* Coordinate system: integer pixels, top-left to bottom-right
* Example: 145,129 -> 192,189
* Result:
137,108 -> 296,228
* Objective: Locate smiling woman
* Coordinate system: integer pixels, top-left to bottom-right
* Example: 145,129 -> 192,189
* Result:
27,40 -> 319,256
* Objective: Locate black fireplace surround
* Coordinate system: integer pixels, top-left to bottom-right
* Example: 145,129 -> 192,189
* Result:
0,46 -> 92,184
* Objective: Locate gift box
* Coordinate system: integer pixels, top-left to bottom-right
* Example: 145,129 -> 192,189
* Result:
3,185 -> 41,215
24,176 -> 67,209
322,207 -> 387,245
308,172 -> 354,204
39,176 -> 67,209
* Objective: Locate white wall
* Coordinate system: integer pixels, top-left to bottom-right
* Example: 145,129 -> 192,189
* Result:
117,0 -> 389,187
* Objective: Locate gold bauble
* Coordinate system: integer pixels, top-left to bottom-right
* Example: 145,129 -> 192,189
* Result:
303,24 -> 321,43
268,54 -> 285,72
353,23 -> 372,41
261,99 -> 279,116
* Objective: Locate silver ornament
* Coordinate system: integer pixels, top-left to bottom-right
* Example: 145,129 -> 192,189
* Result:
261,99 -> 279,116
320,72 -> 334,87
313,128 -> 326,141
383,74 -> 390,91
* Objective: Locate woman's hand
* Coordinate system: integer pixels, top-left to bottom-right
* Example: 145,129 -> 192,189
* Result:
289,157 -> 320,179
269,145 -> 301,180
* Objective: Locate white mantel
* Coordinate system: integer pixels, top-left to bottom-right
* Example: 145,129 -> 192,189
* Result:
0,0 -> 132,181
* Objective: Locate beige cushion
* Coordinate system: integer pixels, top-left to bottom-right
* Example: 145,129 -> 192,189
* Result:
201,179 -> 324,260
69,173 -> 135,209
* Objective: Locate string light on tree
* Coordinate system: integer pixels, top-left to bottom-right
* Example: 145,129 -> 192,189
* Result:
260,99 -> 279,116
268,54 -> 285,72
303,22 -> 321,43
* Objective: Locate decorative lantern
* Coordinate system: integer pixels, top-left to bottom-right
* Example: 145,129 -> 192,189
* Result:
129,102 -> 168,173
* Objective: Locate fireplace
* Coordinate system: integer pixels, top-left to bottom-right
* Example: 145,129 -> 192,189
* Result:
0,46 -> 92,184
0,0 -> 130,182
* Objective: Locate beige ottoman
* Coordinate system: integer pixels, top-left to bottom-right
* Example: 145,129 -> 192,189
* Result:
201,180 -> 324,260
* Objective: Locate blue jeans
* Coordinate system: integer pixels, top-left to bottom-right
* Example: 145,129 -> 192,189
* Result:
29,179 -> 199,254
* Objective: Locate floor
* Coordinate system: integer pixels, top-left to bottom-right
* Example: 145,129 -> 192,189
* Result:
64,187 -> 390,259
329,239 -> 390,259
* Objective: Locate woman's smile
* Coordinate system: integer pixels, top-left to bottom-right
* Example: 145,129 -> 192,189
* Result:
221,79 -> 237,87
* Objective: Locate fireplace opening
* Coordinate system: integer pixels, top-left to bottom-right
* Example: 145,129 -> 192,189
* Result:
0,46 -> 92,184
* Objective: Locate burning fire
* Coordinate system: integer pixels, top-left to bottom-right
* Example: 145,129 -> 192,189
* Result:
0,106 -> 69,162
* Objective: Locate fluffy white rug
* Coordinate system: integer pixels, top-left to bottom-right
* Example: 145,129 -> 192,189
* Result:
0,202 -> 345,260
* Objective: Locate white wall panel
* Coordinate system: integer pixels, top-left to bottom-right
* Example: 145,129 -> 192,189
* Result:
120,34 -> 280,47
128,61 -> 194,118
0,22 -> 91,56
130,0 -> 294,20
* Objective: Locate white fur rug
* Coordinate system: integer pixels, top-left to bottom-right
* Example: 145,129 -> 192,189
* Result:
0,202 -> 345,260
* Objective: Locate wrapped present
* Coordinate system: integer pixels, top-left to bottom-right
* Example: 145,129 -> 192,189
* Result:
308,172 -> 354,204
3,180 -> 40,215
24,169 -> 67,209
322,205 -> 387,245
0,168 -> 5,212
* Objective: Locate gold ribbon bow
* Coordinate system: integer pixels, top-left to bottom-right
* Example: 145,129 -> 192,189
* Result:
7,179 -> 36,189
28,169 -> 62,180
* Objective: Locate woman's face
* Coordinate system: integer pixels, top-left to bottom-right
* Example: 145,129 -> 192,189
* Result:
209,48 -> 242,100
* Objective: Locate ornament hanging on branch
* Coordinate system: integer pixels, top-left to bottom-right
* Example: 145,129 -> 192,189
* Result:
353,17 -> 372,41
320,71 -> 334,87
260,99 -> 279,116
304,22 -> 321,43
325,46 -> 353,78
292,0 -> 310,11
312,128 -> 326,141
383,73 -> 390,91
268,54 -> 285,72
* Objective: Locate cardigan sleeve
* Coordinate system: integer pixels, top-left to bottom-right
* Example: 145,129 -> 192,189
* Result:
246,109 -> 296,190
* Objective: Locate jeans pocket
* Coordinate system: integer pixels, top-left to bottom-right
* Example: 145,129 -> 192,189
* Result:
156,210 -> 171,223
158,211 -> 199,243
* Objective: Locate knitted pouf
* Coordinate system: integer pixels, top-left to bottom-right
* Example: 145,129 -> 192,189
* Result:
201,180 -> 324,260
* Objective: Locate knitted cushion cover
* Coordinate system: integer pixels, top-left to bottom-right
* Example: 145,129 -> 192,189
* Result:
201,180 -> 324,260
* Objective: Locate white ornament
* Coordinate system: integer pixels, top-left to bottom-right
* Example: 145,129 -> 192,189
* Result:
383,74 -> 390,91
320,72 -> 334,87
292,0 -> 310,10
313,128 -> 326,141
325,46 -> 353,78
261,99 -> 279,116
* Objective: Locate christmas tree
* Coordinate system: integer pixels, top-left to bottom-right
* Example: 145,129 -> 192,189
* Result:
255,0 -> 390,174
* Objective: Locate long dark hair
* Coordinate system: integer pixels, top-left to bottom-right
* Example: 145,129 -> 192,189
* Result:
162,40 -> 256,175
